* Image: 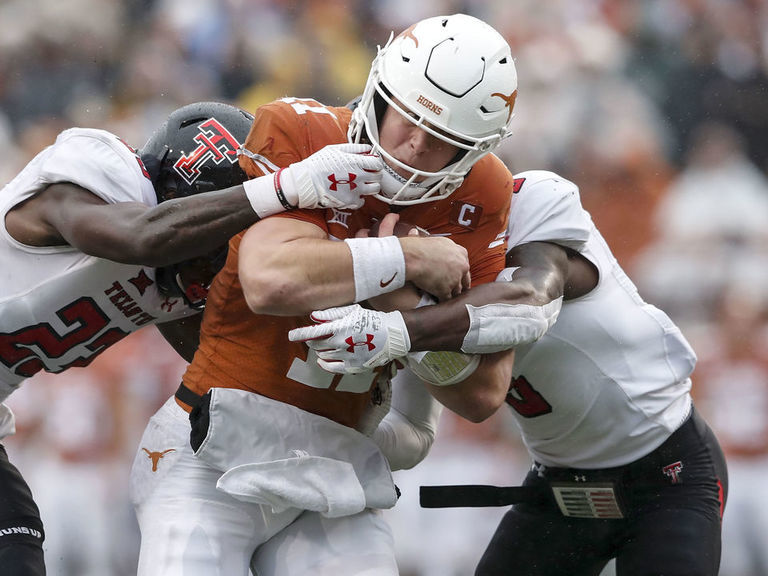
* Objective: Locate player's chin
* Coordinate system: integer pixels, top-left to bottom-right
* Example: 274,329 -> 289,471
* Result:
366,282 -> 422,312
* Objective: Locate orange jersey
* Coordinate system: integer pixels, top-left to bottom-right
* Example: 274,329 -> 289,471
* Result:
182,97 -> 513,429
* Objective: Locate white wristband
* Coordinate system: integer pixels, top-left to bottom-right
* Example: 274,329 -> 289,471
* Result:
344,236 -> 406,302
242,171 -> 295,219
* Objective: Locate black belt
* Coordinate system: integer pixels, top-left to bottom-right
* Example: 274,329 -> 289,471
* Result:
420,485 -> 546,508
421,407 -> 700,509
175,382 -> 203,408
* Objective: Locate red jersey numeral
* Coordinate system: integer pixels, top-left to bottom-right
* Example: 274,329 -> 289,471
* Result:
0,298 -> 130,377
505,375 -> 552,418
116,136 -> 150,179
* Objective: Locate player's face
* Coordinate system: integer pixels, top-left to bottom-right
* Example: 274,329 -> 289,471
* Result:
377,102 -> 459,181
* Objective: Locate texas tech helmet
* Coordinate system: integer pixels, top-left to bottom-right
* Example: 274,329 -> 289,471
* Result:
139,101 -> 254,202
139,101 -> 254,309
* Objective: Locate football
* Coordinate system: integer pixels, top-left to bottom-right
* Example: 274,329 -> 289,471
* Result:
368,216 -> 429,238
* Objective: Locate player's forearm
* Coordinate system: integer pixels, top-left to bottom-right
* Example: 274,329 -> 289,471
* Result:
402,281 -> 514,350
240,238 -> 356,316
44,182 -> 258,267
371,367 -> 443,471
424,348 -> 514,422
404,274 -> 562,352
129,185 -> 257,266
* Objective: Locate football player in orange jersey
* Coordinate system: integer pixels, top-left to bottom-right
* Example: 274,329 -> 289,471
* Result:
129,14 -> 521,576
0,100 -> 384,575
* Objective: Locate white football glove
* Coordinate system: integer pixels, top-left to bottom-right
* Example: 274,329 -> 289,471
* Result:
288,304 -> 411,374
281,143 -> 383,210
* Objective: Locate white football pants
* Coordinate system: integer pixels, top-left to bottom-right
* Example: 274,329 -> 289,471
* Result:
129,397 -> 399,576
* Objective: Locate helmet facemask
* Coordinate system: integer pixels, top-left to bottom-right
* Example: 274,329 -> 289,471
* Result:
348,14 -> 518,206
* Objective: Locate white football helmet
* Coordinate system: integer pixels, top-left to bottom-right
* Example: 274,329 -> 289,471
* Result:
348,14 -> 518,205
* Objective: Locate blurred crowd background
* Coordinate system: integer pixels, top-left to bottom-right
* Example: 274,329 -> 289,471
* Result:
2,0 -> 768,575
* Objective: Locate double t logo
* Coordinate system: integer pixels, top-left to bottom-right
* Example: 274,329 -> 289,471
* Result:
173,118 -> 241,186
662,461 -> 684,484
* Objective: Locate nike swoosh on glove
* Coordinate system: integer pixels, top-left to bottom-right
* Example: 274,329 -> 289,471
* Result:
288,304 -> 411,374
281,143 -> 383,210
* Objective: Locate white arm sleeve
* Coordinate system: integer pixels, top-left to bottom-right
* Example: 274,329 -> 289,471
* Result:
372,368 -> 443,471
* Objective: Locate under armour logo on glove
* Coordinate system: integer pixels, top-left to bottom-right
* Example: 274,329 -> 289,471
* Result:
289,304 -> 411,374
280,144 -> 383,210
328,173 -> 358,191
345,334 -> 375,352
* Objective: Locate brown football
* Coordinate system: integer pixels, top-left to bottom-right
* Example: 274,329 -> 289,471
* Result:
368,218 -> 429,238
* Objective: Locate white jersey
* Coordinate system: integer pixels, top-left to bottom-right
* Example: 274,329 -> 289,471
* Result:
505,170 -> 695,469
0,128 -> 194,404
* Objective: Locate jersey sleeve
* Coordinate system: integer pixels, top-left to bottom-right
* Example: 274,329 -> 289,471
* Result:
506,170 -> 592,252
238,98 -> 352,231
271,208 -> 330,234
238,101 -> 303,178
466,205 -> 509,285
454,154 -> 512,285
238,98 -> 351,179
38,128 -> 154,205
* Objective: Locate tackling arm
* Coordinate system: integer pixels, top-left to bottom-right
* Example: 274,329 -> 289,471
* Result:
9,182 -> 259,267
288,241 -> 598,369
422,348 -> 515,422
405,241 -> 596,351
4,143 -> 383,267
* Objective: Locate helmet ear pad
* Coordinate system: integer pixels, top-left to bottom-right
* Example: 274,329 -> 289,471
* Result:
373,91 -> 388,138
157,168 -> 180,201
139,145 -> 167,190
